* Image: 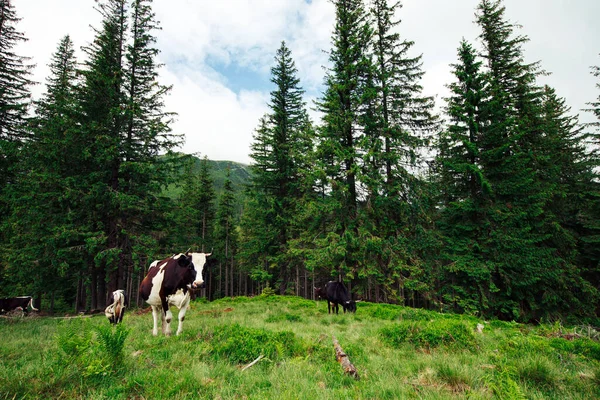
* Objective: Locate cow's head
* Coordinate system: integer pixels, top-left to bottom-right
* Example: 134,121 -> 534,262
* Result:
314,287 -> 326,300
186,251 -> 213,289
344,300 -> 357,313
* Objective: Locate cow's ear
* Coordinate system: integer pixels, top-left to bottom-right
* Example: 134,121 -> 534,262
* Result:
178,255 -> 192,268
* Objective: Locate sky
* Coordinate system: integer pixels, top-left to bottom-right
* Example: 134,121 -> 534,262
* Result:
14,0 -> 600,165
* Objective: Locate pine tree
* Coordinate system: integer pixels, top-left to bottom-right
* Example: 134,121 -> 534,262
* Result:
0,0 -> 35,297
178,156 -> 216,252
474,0 -> 586,319
435,40 -> 491,314
9,35 -> 85,309
577,57 -> 600,302
78,0 -> 128,309
214,167 -> 237,298
363,0 -> 438,304
77,0 -> 178,307
242,42 -> 313,294
0,0 -> 34,236
314,0 -> 372,282
115,0 -> 181,298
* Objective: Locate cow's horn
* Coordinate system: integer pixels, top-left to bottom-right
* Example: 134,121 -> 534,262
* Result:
186,247 -> 192,254
206,247 -> 213,256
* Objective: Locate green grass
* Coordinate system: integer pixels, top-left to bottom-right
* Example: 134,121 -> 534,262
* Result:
1,296 -> 599,399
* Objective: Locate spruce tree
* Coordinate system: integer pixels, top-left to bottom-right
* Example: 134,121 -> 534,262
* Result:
364,0 -> 438,303
436,40 -> 491,313
314,0 -> 372,282
78,0 -> 178,307
0,0 -> 35,297
116,0 -> 181,297
578,57 -> 600,300
243,42 -> 312,294
0,0 -> 34,238
474,0 -> 586,319
6,35 -> 85,309
214,167 -> 237,297
177,156 -> 216,252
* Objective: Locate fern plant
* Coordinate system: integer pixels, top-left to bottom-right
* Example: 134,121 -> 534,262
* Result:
95,323 -> 130,369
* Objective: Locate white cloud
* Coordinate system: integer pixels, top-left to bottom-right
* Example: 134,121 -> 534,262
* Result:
13,0 -> 600,165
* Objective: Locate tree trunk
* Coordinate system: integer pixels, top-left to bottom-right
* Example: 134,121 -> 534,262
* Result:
90,265 -> 97,311
332,336 -> 359,380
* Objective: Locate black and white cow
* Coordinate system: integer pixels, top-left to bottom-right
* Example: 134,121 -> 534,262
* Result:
139,252 -> 212,336
0,296 -> 38,315
105,289 -> 127,324
315,281 -> 356,314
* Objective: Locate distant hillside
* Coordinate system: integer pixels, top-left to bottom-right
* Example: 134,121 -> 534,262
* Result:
164,156 -> 252,204
197,159 -> 252,196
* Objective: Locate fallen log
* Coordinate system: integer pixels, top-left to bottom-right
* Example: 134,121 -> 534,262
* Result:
332,335 -> 359,380
241,355 -> 264,371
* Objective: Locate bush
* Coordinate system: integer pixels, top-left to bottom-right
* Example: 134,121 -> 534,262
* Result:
55,318 -> 129,378
209,323 -> 303,364
550,337 -> 600,361
380,320 -> 477,350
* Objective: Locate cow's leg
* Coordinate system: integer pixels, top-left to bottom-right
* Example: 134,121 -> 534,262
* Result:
327,300 -> 331,314
161,298 -> 173,336
151,305 -> 161,336
175,293 -> 191,336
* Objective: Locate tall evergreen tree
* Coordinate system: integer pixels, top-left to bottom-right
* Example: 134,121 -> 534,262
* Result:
0,0 -> 35,296
214,167 -> 237,297
115,0 -> 181,298
242,42 -> 312,294
240,116 -> 278,291
435,40 -> 491,314
313,0 -> 372,282
578,57 -> 600,302
363,0 -> 438,304
78,0 -> 128,308
6,36 -> 86,309
177,156 -> 216,252
78,0 -> 178,307
474,0 -> 589,319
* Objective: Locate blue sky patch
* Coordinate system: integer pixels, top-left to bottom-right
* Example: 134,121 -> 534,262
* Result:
207,58 -> 271,94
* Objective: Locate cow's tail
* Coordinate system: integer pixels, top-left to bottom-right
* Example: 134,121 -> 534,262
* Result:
28,297 -> 39,311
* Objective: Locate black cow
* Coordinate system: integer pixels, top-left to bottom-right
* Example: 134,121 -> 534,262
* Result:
0,296 -> 38,315
139,252 -> 213,336
315,281 -> 356,314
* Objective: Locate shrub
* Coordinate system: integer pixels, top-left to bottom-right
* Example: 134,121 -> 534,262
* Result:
55,318 -> 129,378
259,284 -> 276,298
209,323 -> 303,364
550,337 -> 600,361
380,320 -> 477,350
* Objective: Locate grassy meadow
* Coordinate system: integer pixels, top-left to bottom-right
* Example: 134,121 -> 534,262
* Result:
1,294 -> 599,399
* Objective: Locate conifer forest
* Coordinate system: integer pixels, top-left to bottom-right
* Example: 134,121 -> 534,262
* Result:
1,0 -> 599,323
